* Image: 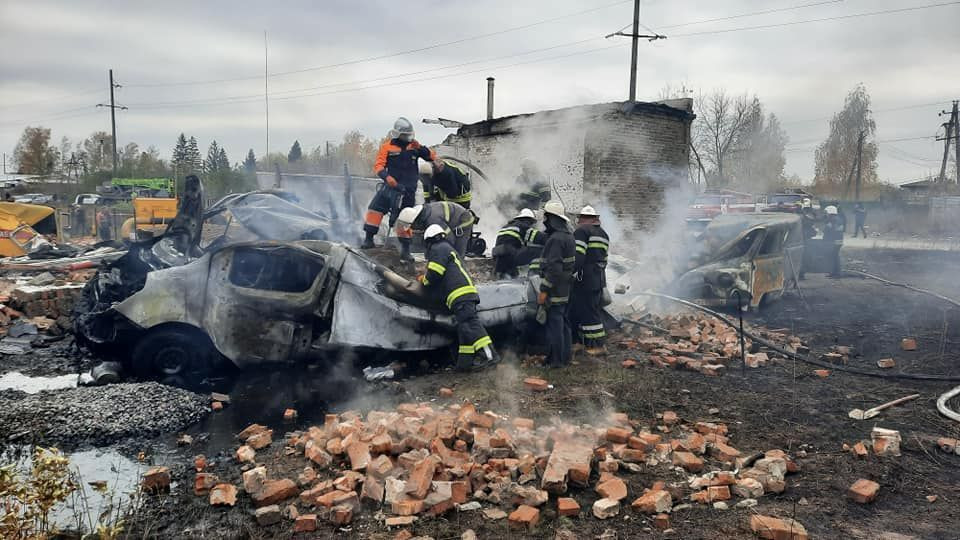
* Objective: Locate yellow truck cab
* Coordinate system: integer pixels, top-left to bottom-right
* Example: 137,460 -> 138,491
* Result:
0,202 -> 59,257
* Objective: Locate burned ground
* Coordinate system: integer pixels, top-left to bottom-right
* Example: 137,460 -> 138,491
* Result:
101,246 -> 960,539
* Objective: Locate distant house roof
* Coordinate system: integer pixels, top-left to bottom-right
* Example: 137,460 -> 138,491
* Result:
900,179 -> 937,190
452,99 -> 695,138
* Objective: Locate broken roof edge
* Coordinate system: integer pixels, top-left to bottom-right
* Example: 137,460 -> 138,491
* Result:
448,98 -> 694,139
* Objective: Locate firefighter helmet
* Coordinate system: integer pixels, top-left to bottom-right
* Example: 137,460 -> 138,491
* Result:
825,205 -> 838,215
394,117 -> 415,139
397,205 -> 423,228
543,200 -> 568,221
578,205 -> 600,217
418,158 -> 433,176
514,208 -> 536,220
424,224 -> 446,241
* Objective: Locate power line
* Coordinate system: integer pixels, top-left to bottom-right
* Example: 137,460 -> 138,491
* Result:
126,36 -> 604,109
0,105 -> 100,127
781,100 -> 953,126
669,1 -> 960,38
654,0 -> 843,30
123,0 -> 631,88
0,88 -> 102,111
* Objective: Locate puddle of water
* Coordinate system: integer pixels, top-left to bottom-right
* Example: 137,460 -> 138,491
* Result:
0,371 -> 79,393
2,446 -> 142,534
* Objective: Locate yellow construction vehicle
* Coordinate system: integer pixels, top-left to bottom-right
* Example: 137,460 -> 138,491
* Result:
0,202 -> 61,257
110,178 -> 179,241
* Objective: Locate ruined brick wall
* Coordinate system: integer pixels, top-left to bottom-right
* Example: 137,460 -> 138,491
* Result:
582,105 -> 692,231
438,101 -> 692,232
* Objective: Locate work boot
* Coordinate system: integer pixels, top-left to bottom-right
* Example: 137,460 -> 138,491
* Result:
361,233 -> 376,249
455,354 -> 475,372
399,243 -> 414,263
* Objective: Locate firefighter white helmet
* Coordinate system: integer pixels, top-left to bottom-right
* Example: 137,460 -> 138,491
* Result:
543,200 -> 568,221
514,208 -> 536,220
578,205 -> 600,217
423,224 -> 446,241
825,205 -> 838,215
394,117 -> 414,139
801,198 -> 812,208
418,158 -> 433,176
397,205 -> 423,228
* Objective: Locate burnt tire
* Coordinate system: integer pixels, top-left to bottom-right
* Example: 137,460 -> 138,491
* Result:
132,327 -> 213,379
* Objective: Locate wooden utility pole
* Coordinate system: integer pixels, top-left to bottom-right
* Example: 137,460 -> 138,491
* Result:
96,69 -> 126,179
937,100 -> 959,184
605,0 -> 665,102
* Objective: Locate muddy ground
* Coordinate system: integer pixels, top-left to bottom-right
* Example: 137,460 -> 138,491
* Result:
1,245 -> 958,539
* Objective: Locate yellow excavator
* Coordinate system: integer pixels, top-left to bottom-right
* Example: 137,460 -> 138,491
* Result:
113,178 -> 179,241
0,202 -> 61,257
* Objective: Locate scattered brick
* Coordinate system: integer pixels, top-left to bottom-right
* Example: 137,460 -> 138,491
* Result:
212,401 -> 224,411
900,338 -> 917,351
194,473 -> 218,496
236,445 -> 255,464
592,497 -> 620,519
605,427 -> 632,444
508,504 -> 540,530
813,369 -> 830,378
439,387 -> 454,397
848,478 -> 880,504
876,358 -> 895,369
251,479 -> 299,507
621,359 -> 637,368
672,451 -> 704,472
523,377 -> 549,391
653,513 -> 670,530
294,514 -> 317,532
209,483 -> 237,506
142,466 -> 171,493
631,489 -> 672,513
750,514 -> 808,540
871,427 -> 902,457
937,437 -> 959,454
557,497 -> 580,516
662,411 -> 679,425
596,477 -> 628,501
255,504 -> 282,526
283,408 -> 297,421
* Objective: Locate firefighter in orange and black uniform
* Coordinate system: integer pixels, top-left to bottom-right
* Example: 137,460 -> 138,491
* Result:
362,117 -> 436,261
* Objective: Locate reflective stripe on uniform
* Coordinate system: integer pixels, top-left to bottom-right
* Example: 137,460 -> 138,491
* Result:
498,227 -> 522,240
550,296 -> 569,304
583,330 -> 607,339
562,256 -> 576,263
458,345 -> 475,354
447,285 -> 478,307
581,323 -> 604,331
575,239 -> 587,254
587,242 -> 608,250
427,261 -> 446,275
541,278 -> 553,287
458,335 -> 493,354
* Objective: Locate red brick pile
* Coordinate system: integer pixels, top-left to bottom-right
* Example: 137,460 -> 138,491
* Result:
185,403 -> 805,536
618,312 -> 811,376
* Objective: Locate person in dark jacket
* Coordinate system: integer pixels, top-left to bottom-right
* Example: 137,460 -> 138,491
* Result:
362,117 -> 436,260
397,201 -> 476,257
823,205 -> 844,277
538,201 -> 576,368
421,159 -> 472,209
853,203 -> 867,238
515,159 -> 552,211
492,208 -> 537,278
517,225 -> 546,275
569,205 -> 609,354
420,224 -> 496,371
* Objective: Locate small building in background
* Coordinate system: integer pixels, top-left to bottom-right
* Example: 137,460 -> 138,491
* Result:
436,99 -> 695,229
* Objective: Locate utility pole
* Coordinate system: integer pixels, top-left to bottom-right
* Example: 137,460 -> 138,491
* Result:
936,100 -> 959,184
854,130 -> 864,201
605,0 -> 665,102
96,69 -> 126,179
264,31 -> 270,159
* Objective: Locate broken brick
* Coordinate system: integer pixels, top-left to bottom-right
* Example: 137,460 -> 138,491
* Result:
294,514 -> 317,532
557,497 -> 580,516
141,466 -> 171,493
194,473 -> 218,496
330,504 -> 353,525
211,401 -> 223,411
523,377 -> 549,392
508,504 -> 540,530
392,498 -> 424,516
711,442 -> 742,462
255,504 -> 282,526
732,478 -> 764,498
237,423 -> 269,441
662,411 -> 679,425
631,489 -> 672,513
242,466 -> 267,494
653,513 -> 670,530
900,338 -> 917,351
750,514 -> 808,540
813,369 -> 831,378
871,427 -> 902,457
405,457 -> 438,499
605,426 -> 632,444
251,479 -> 299,507
876,358 -> 895,369
347,441 -> 372,471
852,441 -> 868,458
236,445 -> 255,464
848,478 -> 880,503
671,451 -> 703,472
283,408 -> 297,421
209,483 -> 237,507
621,359 -> 637,368
592,497 -> 620,519
596,477 -> 628,501
937,437 -> 959,454
439,387 -> 454,397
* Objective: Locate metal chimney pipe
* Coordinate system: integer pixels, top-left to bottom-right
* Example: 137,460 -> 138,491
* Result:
486,77 -> 495,120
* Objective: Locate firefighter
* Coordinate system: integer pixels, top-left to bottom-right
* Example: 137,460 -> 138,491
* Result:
537,201 -> 576,368
421,159 -> 472,209
515,159 -> 552,211
362,117 -> 436,261
823,205 -> 844,278
420,224 -> 497,371
396,201 -> 476,257
517,221 -> 546,275
492,208 -> 537,279
570,205 -> 608,355
798,199 -> 817,280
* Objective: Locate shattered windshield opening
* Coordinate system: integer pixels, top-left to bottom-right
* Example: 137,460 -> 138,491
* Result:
228,246 -> 324,292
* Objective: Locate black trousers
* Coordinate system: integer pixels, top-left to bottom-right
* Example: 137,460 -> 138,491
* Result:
854,222 -> 867,238
545,303 -> 571,367
569,285 -> 605,347
363,184 -> 416,240
452,300 -> 492,365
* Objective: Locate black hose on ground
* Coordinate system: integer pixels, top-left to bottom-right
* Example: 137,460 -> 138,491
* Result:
623,291 -> 960,382
846,269 -> 960,310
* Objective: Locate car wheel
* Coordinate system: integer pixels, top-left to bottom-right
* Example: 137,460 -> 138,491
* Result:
132,327 -> 213,379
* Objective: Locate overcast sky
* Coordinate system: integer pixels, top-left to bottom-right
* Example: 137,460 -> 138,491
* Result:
1,0 -> 958,184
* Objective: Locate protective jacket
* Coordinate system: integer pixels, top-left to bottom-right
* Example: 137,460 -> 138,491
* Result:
516,172 -> 551,210
424,162 -> 471,206
573,223 -> 608,291
539,222 -> 576,304
518,227 -> 546,273
823,215 -> 844,245
374,138 -> 436,191
422,239 -> 479,308
415,201 -> 476,237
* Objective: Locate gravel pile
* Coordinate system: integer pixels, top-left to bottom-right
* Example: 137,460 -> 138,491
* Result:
0,382 -> 209,447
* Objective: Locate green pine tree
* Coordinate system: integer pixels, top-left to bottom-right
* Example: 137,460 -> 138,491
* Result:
288,140 -> 302,163
243,149 -> 257,173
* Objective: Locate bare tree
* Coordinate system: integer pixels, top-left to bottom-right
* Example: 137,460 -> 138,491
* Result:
693,90 -> 752,186
814,83 -> 878,193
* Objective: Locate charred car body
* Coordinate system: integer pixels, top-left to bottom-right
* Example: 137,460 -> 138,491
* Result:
74,184 -> 534,378
670,213 -> 804,310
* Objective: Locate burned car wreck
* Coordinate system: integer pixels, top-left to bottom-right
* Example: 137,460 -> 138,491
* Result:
74,185 -> 534,378
669,213 -> 804,310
